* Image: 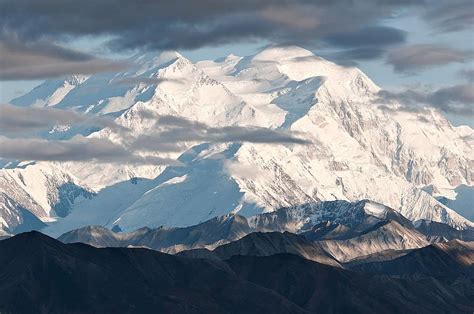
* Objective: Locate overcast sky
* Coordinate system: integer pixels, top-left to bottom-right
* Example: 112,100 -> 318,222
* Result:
0,0 -> 472,125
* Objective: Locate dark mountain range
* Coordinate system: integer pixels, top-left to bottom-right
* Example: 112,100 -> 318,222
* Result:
58,214 -> 252,253
0,231 -> 306,314
1,231 -> 473,313
227,254 -> 473,314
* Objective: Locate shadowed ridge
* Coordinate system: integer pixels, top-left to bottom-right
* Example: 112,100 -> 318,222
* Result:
1,230 -> 64,250
0,231 -> 309,314
226,253 -> 474,313
211,231 -> 341,267
349,240 -> 474,278
415,219 -> 474,241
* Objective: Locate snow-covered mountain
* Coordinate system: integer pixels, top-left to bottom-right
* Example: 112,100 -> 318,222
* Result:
0,162 -> 92,233
1,45 -> 473,235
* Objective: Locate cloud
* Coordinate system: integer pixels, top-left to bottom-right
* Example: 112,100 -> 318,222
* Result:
0,37 -> 126,80
322,26 -> 406,64
387,44 -> 473,73
0,0 -> 420,58
422,0 -> 474,32
0,104 -> 310,163
376,84 -> 474,116
0,136 -> 178,165
129,114 -> 311,152
332,47 -> 386,64
0,104 -> 126,135
324,26 -> 406,48
458,69 -> 474,82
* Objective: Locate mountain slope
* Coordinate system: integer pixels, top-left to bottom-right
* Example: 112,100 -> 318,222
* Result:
2,231 -> 472,314
349,239 -> 474,278
316,220 -> 429,263
2,46 -> 473,235
60,200 -> 437,263
0,162 -> 92,234
59,213 -> 253,253
415,219 -> 474,241
0,232 -> 308,314
227,254 -> 473,314
207,231 -> 341,267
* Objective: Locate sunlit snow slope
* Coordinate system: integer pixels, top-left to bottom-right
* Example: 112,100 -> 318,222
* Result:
1,45 -> 472,235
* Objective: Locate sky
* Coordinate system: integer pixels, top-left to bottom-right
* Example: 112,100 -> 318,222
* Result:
0,0 -> 473,126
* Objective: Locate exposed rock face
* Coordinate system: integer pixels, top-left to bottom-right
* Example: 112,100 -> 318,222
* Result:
60,200 -> 432,263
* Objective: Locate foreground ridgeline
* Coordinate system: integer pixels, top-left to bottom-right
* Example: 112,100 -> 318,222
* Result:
2,201 -> 473,313
0,230 -> 472,313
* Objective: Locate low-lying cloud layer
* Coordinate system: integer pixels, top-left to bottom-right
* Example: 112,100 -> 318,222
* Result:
129,114 -> 311,153
0,106 -> 311,164
0,136 -> 178,165
0,104 -> 124,135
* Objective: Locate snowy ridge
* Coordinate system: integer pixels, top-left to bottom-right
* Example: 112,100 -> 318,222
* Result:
0,162 -> 92,232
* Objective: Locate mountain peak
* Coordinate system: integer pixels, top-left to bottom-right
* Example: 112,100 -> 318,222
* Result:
133,50 -> 183,66
253,45 -> 314,62
0,230 -> 64,252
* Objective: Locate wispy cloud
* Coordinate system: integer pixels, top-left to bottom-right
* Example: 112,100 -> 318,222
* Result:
0,136 -> 178,165
0,37 -> 126,80
376,84 -> 474,116
0,104 -> 126,135
458,69 -> 474,82
0,106 -> 311,164
129,114 -> 311,153
422,0 -> 474,32
386,44 -> 473,73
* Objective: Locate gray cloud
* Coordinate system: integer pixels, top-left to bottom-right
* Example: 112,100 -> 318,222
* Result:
324,26 -> 406,48
377,84 -> 474,116
423,0 -> 474,32
129,114 -> 311,152
0,105 -> 310,163
387,44 -> 473,73
0,0 -> 421,60
0,136 -> 177,165
458,69 -> 474,82
0,37 -> 126,80
0,104 -> 127,135
323,26 -> 406,64
331,47 -> 386,65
